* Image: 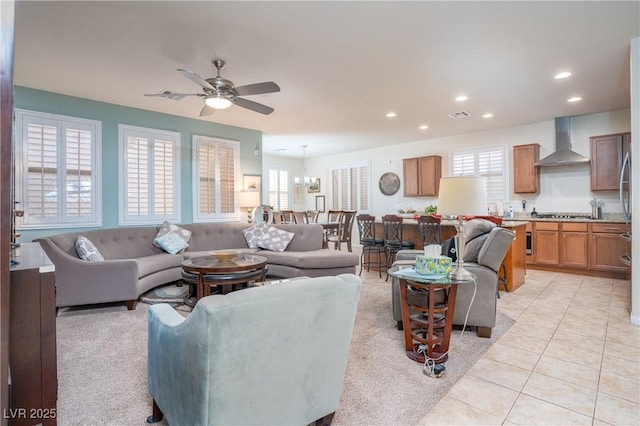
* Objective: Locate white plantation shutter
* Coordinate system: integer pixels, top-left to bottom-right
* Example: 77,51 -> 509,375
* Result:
268,168 -> 289,210
119,125 -> 180,225
16,110 -> 101,228
192,135 -> 240,222
451,145 -> 507,202
330,161 -> 370,211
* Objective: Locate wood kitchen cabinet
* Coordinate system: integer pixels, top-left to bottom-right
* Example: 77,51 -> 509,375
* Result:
9,243 -> 57,426
528,221 -> 630,279
590,133 -> 631,191
513,143 -> 540,193
403,155 -> 441,196
533,222 -> 559,265
589,223 -> 630,272
560,223 -> 589,268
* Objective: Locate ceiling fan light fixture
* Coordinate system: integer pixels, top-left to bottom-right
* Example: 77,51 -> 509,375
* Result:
205,95 -> 233,109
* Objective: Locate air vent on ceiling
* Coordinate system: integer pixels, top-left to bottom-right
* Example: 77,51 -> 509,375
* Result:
448,111 -> 471,119
159,90 -> 186,101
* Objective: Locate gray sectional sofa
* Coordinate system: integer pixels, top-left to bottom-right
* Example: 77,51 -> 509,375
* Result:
35,223 -> 359,310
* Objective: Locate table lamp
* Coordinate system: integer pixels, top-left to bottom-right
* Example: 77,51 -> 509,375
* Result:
437,176 -> 487,280
238,191 -> 260,223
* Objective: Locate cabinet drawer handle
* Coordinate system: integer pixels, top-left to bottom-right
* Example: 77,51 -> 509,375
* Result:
604,228 -> 619,231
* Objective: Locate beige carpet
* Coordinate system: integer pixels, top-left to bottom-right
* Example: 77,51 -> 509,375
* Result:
55,271 -> 513,425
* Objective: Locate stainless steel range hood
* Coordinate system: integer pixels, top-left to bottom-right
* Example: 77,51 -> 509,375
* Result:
535,116 -> 590,167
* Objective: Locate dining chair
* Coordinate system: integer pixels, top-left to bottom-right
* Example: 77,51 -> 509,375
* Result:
356,214 -> 385,277
306,210 -> 320,224
323,210 -> 343,247
272,211 -> 284,224
382,214 -> 415,281
292,211 -> 308,224
327,210 -> 356,252
280,210 -> 294,224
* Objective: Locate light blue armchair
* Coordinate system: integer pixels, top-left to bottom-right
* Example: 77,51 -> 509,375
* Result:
146,274 -> 362,425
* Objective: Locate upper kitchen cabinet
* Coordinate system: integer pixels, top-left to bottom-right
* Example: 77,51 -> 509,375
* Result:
590,133 -> 631,191
403,155 -> 442,196
513,143 -> 540,193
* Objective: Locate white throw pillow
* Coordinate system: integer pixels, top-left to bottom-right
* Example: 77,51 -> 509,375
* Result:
75,236 -> 104,261
154,232 -> 189,255
154,221 -> 191,253
257,226 -> 295,252
242,223 -> 269,248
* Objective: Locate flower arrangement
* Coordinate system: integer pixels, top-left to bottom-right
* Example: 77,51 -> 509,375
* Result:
424,204 -> 437,214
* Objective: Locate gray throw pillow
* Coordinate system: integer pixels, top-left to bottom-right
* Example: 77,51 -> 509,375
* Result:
257,226 -> 295,252
154,221 -> 191,253
242,223 -> 269,248
75,236 -> 104,261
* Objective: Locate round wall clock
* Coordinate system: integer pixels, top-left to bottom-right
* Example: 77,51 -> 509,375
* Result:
379,172 -> 400,196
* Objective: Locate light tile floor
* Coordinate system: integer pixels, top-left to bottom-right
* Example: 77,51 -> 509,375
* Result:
418,269 -> 639,426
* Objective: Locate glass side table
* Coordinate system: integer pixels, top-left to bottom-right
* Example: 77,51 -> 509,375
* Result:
388,267 -> 475,365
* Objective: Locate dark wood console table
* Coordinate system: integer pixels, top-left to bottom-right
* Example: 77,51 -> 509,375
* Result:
9,243 -> 57,425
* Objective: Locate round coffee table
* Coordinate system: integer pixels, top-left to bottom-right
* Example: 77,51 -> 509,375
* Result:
181,254 -> 268,300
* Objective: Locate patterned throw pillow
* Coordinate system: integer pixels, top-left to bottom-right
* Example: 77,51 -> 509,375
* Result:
75,236 -> 105,261
154,221 -> 191,253
257,226 -> 295,252
242,223 -> 269,248
154,232 -> 190,255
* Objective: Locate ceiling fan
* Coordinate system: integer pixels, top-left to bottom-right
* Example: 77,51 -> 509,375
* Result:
145,59 -> 280,116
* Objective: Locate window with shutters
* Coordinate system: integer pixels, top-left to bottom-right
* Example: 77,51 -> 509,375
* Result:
267,167 -> 290,210
193,135 -> 240,222
118,125 -> 181,225
15,110 -> 102,229
451,145 -> 507,202
330,161 -> 370,211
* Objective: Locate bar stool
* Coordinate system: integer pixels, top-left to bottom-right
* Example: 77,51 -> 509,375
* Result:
382,214 -> 415,281
356,214 -> 385,277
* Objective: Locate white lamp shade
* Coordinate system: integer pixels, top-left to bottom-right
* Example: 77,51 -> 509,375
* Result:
238,191 -> 260,208
437,176 -> 487,216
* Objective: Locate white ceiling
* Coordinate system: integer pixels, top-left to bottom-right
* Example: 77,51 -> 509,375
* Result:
13,1 -> 640,159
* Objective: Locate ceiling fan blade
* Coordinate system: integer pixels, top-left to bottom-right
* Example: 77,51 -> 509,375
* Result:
234,82 -> 280,96
234,98 -> 275,115
144,90 -> 202,101
199,104 -> 215,116
177,68 -> 215,91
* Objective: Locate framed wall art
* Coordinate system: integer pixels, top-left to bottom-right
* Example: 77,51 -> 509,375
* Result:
315,195 -> 325,213
307,179 -> 320,193
243,174 -> 261,192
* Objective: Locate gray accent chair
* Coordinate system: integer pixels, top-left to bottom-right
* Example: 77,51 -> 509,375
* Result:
146,274 -> 362,425
391,226 -> 515,338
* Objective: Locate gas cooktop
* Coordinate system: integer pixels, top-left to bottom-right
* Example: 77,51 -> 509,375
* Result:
534,213 -> 592,219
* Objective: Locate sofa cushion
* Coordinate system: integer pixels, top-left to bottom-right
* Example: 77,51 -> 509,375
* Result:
154,221 -> 192,252
154,232 -> 190,254
242,223 -> 269,248
75,236 -> 104,261
258,226 -> 295,252
135,254 -> 184,279
257,249 -> 359,269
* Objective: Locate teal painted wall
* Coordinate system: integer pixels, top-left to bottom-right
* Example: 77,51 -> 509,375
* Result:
14,86 -> 262,242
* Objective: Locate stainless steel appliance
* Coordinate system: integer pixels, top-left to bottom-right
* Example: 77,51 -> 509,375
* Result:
619,141 -> 631,267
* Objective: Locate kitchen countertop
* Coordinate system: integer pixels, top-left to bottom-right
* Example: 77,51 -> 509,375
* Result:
394,213 -> 627,224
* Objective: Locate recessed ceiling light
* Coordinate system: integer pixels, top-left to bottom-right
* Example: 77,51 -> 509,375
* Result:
455,95 -> 468,102
567,96 -> 582,103
274,148 -> 287,152
385,112 -> 397,118
419,125 -> 429,130
482,113 -> 494,119
555,71 -> 572,79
